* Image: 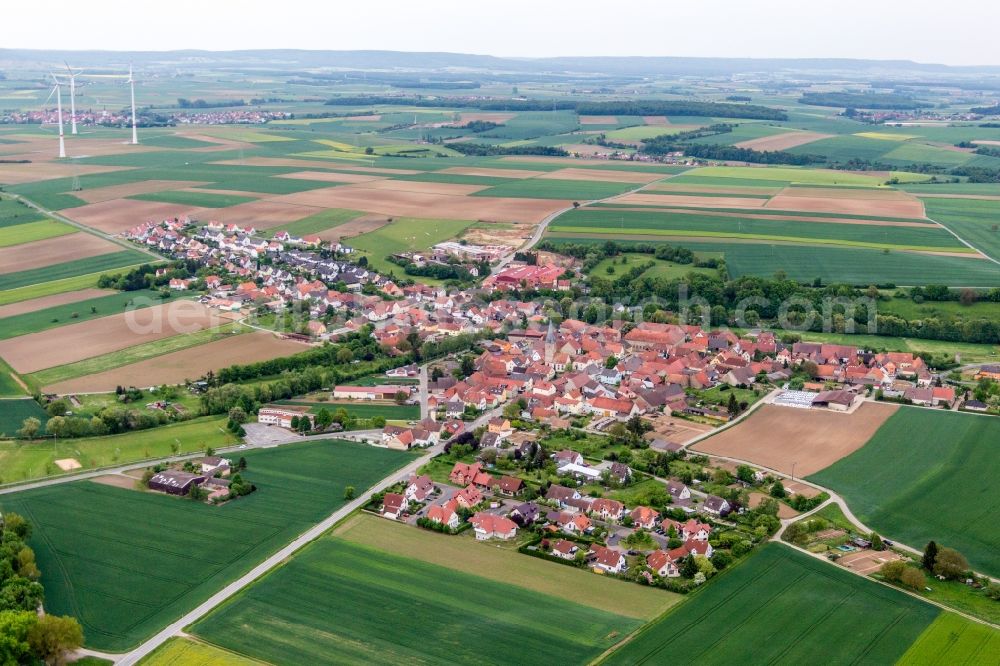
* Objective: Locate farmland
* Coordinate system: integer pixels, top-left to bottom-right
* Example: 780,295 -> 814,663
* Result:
0,439 -> 409,650
141,637 -> 264,666
335,514 -> 678,620
810,409 -> 1000,576
0,249 -> 150,291
347,216 -> 476,273
602,543 -> 939,665
0,288 -> 163,340
898,613 -> 1000,665
190,537 -> 641,665
588,252 -> 718,282
692,403 -> 898,477
0,398 -> 49,438
923,197 -> 1000,262
0,417 -> 235,484
0,218 -> 75,247
40,330 -> 305,394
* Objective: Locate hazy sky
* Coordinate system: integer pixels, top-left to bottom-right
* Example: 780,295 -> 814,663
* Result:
6,0 -> 998,66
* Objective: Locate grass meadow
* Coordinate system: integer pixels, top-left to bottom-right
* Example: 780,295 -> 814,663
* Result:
0,439 -> 409,650
810,409 -> 1000,576
602,543 -> 938,665
191,537 -> 641,665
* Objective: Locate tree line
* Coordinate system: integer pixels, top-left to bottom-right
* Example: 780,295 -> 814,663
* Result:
323,96 -> 787,120
0,513 -> 83,664
799,92 -> 932,110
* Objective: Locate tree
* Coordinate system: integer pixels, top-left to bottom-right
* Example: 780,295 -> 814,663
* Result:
879,560 -> 906,583
336,347 -> 354,364
870,532 -> 884,551
681,553 -> 698,578
16,417 -> 40,440
431,367 -> 444,382
344,486 -> 356,501
900,567 -> 926,590
44,416 -> 68,439
0,610 -> 35,665
727,393 -> 739,416
393,391 -> 408,405
315,407 -> 333,430
27,614 -> 83,665
290,415 -> 300,431
932,547 -> 969,580
736,465 -> 755,484
922,541 -> 938,571
459,356 -> 476,377
769,480 -> 786,498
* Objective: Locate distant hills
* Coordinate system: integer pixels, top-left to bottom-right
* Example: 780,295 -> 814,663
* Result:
3,48 -> 1000,79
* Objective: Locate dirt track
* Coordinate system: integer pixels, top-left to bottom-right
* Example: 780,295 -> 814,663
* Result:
691,402 -> 898,477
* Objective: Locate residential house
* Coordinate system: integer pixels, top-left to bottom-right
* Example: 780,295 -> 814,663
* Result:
630,506 -> 658,530
470,512 -> 518,541
589,545 -> 627,574
382,493 -> 408,520
552,539 -> 580,561
646,550 -> 680,578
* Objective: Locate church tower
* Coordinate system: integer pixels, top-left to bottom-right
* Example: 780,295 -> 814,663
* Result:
545,320 -> 557,365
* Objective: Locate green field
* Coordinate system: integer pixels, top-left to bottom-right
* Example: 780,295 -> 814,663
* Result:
0,357 -> 25,397
0,439 -> 408,650
897,613 -> 1000,665
0,289 -> 163,340
0,417 -> 235,485
0,398 -> 49,438
588,252 -> 718,281
545,237 -> 1000,286
602,543 -> 938,665
273,400 -> 419,420
348,216 -> 475,274
810,409 -> 1000,576
140,637 -> 265,665
923,197 -> 1000,262
676,166 -> 885,187
129,190 -> 258,208
267,208 -> 365,237
0,219 -> 75,247
191,537 -> 640,665
0,271 -> 111,306
473,178 -> 638,200
0,251 -> 151,291
550,208 -> 964,252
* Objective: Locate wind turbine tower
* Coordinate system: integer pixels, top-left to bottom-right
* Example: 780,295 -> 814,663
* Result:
64,62 -> 82,134
128,65 -> 138,145
51,74 -> 67,158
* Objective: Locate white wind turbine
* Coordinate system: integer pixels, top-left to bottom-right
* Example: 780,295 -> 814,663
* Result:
128,64 -> 138,145
47,74 -> 67,158
64,62 -> 83,134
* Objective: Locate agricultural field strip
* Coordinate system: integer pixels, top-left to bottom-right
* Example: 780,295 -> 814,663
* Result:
548,206 -> 968,253
809,409 -> 1000,577
190,538 -> 639,666
0,440 -> 411,651
602,543 -> 939,665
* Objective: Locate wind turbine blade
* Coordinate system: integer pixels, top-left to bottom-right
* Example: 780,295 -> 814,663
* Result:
44,84 -> 57,105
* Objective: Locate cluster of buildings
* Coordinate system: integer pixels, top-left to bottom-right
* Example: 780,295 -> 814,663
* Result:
0,107 -> 290,127
146,456 -> 233,501
379,457 -> 730,580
